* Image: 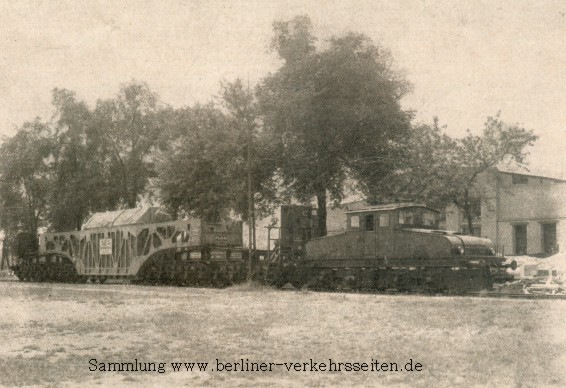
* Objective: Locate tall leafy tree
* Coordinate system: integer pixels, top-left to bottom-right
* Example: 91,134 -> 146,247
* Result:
364,118 -> 458,207
448,114 -> 538,233
47,88 -> 102,231
0,119 -> 54,237
257,16 -> 412,235
157,103 -> 234,221
92,81 -> 164,208
219,79 -> 279,221
156,80 -> 278,222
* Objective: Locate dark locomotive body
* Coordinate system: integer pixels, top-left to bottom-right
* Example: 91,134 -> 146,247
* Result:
270,204 -> 516,292
12,208 -> 245,287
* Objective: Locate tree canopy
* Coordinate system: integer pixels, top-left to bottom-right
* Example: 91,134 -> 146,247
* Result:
47,88 -> 100,231
155,79 -> 278,222
373,113 -> 538,233
0,119 -> 54,237
92,81 -> 165,209
0,81 -> 168,238
257,15 -> 413,235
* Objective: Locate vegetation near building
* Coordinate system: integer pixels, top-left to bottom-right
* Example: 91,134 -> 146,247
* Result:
0,14 -> 540,255
372,114 -> 538,235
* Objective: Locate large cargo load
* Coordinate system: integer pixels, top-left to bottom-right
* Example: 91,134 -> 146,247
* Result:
12,207 -> 245,286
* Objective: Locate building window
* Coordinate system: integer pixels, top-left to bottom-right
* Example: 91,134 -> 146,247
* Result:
512,174 -> 528,184
365,214 -> 374,231
423,212 -> 438,227
513,224 -> 528,255
541,223 -> 558,254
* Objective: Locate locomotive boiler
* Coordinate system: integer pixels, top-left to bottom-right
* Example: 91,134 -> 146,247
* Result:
270,203 -> 516,292
11,207 -> 245,286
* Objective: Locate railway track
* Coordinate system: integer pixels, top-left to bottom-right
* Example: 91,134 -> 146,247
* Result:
465,291 -> 566,300
3,273 -> 565,300
302,285 -> 566,300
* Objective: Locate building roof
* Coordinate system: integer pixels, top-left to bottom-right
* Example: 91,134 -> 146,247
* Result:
494,166 -> 566,182
82,206 -> 172,229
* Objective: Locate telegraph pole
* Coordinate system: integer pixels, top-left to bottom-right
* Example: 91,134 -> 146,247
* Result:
247,126 -> 253,281
246,77 -> 254,281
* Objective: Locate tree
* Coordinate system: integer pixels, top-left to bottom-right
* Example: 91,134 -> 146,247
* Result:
373,113 -> 538,234
257,15 -> 412,235
92,81 -> 165,208
156,103 -> 234,221
363,118 -> 458,207
47,88 -> 103,231
449,113 -> 538,233
0,119 -> 54,237
219,79 -> 279,222
156,80 -> 278,223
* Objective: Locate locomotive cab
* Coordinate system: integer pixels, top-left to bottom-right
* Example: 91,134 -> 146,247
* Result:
346,204 -> 440,232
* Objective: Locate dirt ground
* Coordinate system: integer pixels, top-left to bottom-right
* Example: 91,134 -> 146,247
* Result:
0,281 -> 565,387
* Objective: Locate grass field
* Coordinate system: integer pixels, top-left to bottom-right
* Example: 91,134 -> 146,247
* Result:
0,281 -> 565,387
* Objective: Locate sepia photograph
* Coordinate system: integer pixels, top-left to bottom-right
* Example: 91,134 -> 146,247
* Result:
0,1 -> 565,386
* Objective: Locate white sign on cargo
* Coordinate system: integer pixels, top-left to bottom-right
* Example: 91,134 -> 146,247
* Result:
100,238 -> 113,255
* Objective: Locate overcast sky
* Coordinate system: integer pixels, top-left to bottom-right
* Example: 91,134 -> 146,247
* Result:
1,0 -> 565,176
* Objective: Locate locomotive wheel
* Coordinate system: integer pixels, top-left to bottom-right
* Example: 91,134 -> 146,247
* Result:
336,271 -> 357,291
422,269 -> 448,293
272,266 -> 304,289
441,268 -> 491,293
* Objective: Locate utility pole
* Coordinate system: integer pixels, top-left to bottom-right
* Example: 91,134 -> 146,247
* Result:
247,125 -> 253,281
246,77 -> 254,281
0,240 -> 5,270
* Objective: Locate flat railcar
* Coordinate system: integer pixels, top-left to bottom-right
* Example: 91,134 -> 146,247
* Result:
11,208 -> 245,287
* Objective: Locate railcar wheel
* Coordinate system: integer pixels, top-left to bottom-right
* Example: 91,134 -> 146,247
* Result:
319,269 -> 336,290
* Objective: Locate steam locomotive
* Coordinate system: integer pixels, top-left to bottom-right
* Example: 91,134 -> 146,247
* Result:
268,203 -> 516,292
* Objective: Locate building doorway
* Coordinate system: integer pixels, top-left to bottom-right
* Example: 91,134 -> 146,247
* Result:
514,224 -> 527,255
542,223 -> 557,255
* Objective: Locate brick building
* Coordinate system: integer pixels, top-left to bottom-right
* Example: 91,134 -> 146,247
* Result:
445,168 -> 566,256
